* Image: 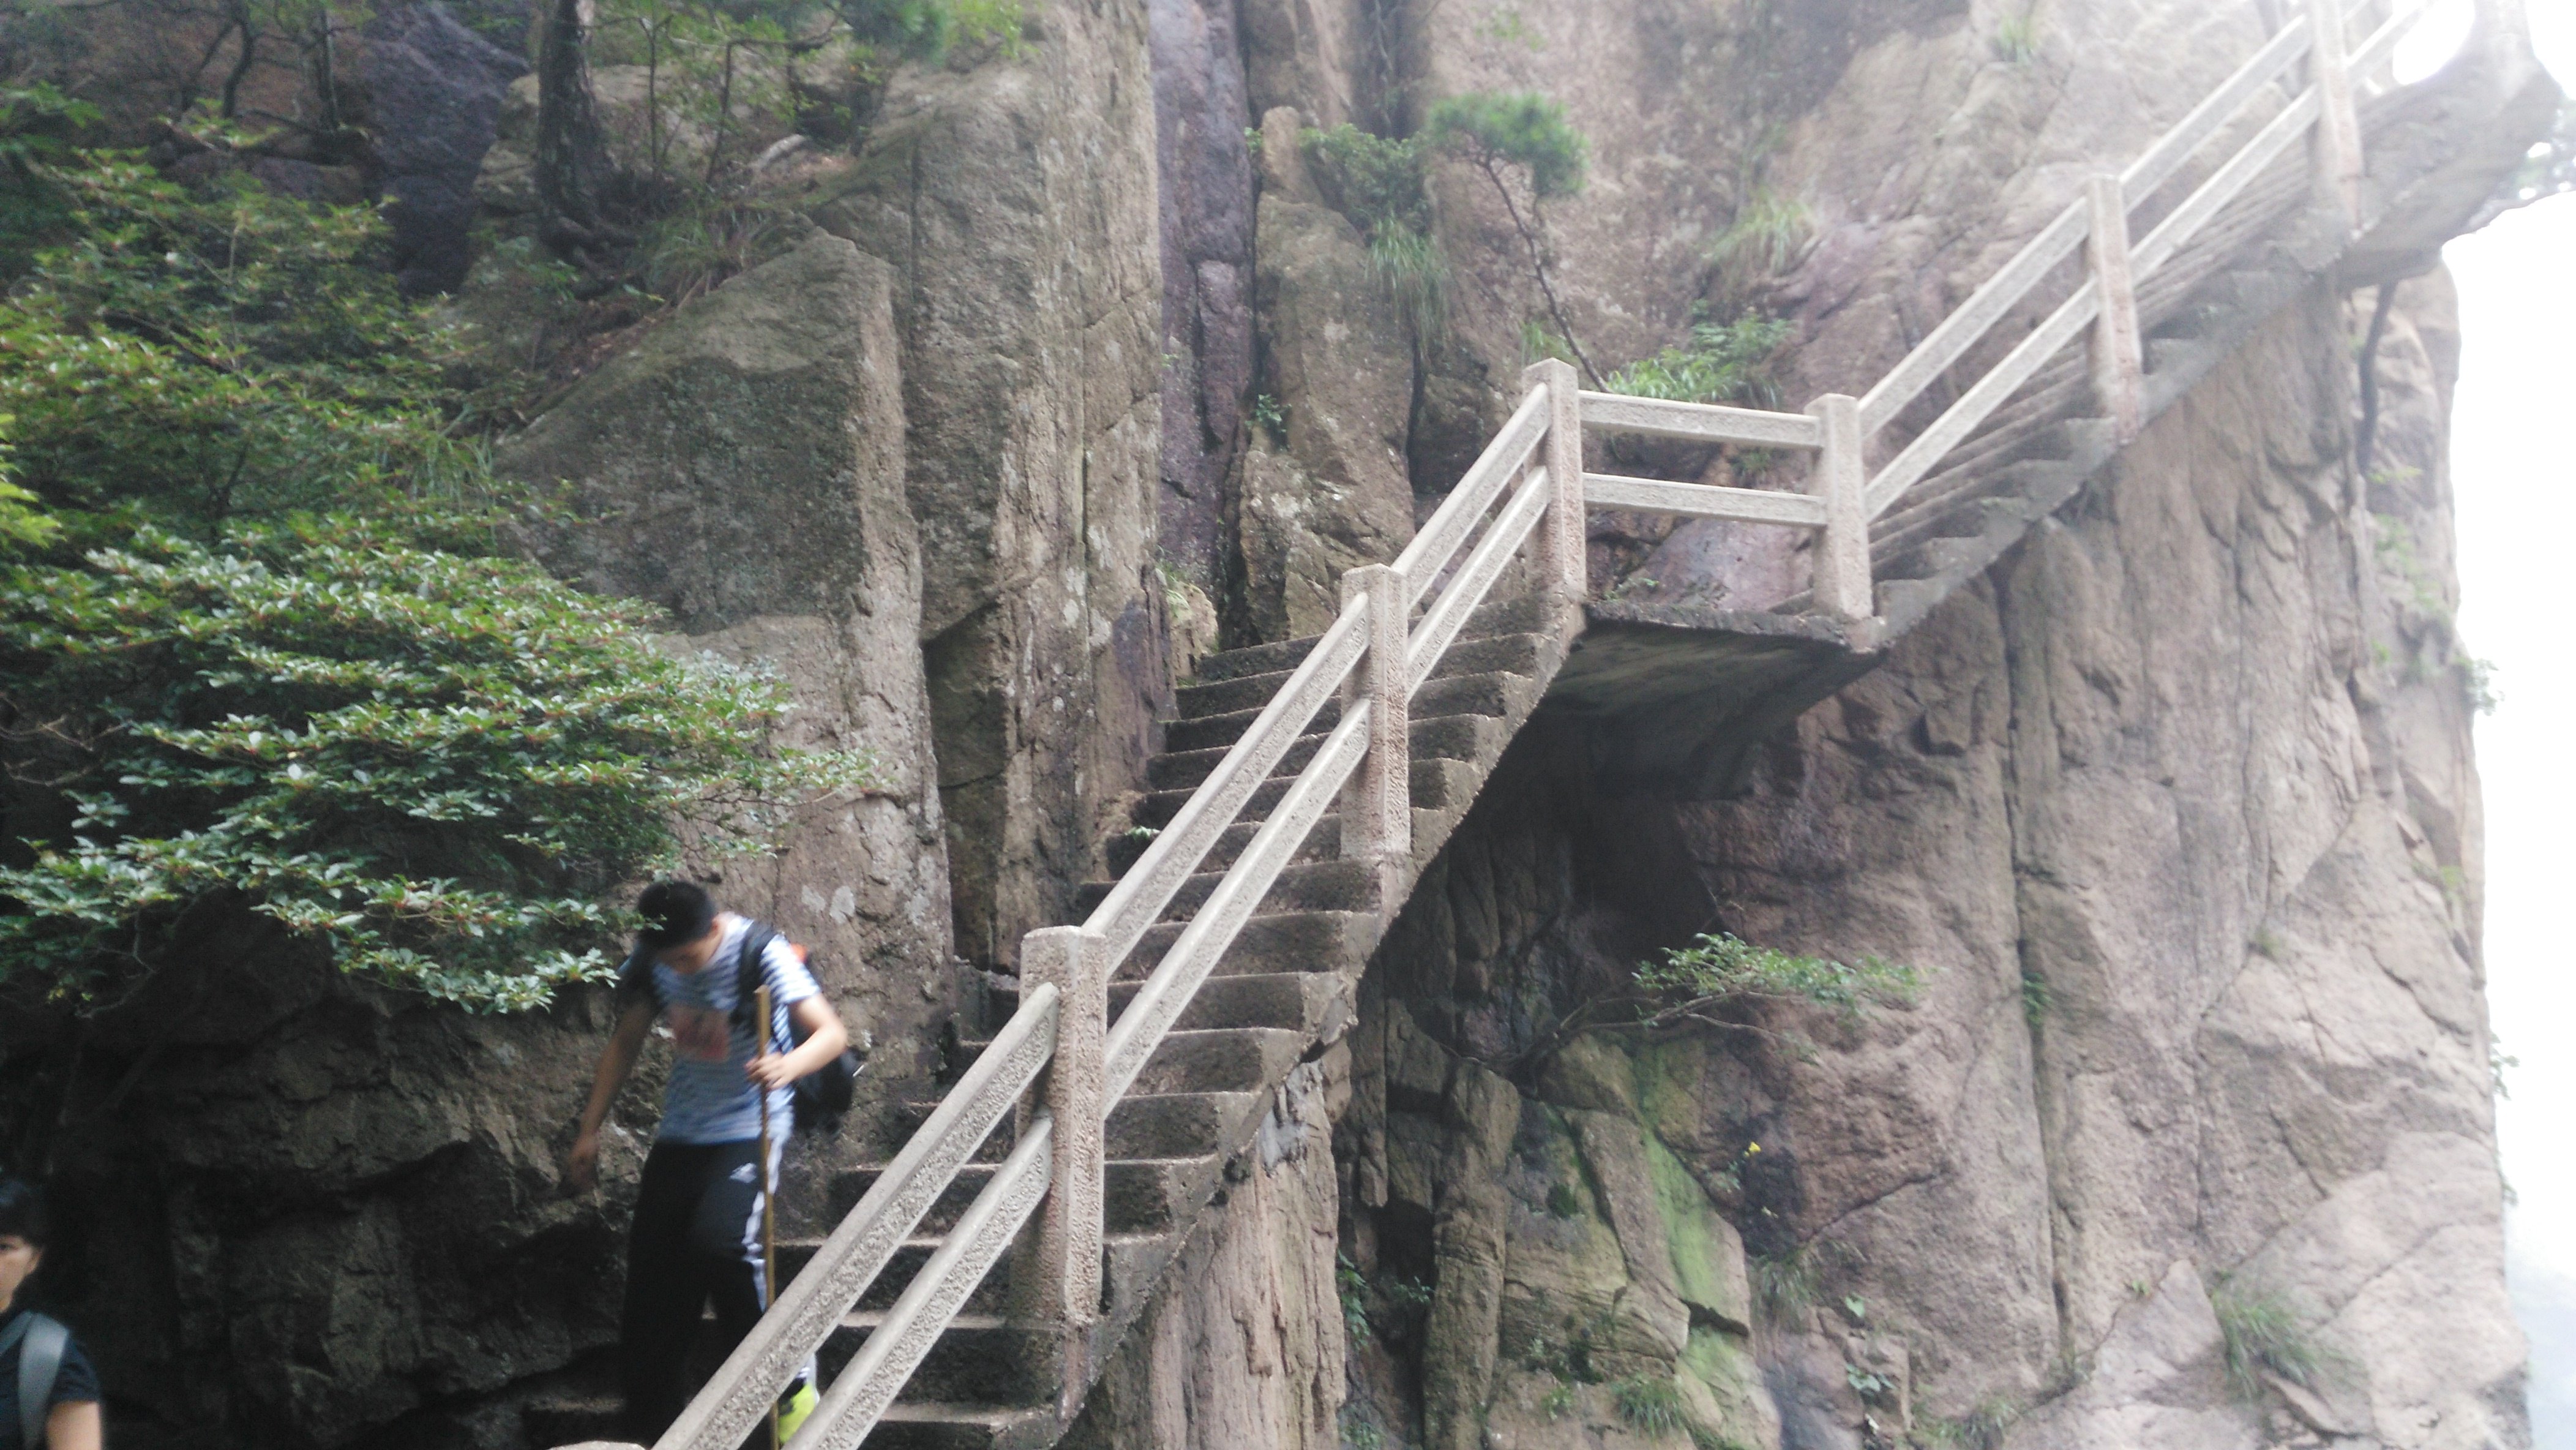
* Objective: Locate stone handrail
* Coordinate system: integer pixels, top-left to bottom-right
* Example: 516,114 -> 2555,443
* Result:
651,2 -> 2432,1445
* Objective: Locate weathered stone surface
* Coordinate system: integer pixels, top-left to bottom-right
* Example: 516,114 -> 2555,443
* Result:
1151,0 -> 1258,595
364,1 -> 527,294
1067,1057 -> 1346,1450
1243,186 -> 1417,640
500,234 -> 956,1185
803,0 -> 1166,969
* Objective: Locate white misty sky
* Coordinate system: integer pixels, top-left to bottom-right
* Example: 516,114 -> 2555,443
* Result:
2402,0 -> 2576,1440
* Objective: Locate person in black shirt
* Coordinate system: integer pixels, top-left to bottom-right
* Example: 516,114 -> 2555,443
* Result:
0,1177 -> 99,1450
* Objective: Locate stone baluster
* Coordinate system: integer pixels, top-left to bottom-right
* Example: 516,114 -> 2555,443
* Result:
2084,173 -> 2146,442
1339,564 -> 1410,907
1804,393 -> 1873,622
1524,358 -> 1587,605
1015,923 -> 1104,1398
2308,0 -> 2364,229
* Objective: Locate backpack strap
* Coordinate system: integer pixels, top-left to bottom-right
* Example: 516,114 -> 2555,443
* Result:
733,922 -> 786,1054
16,1313 -> 67,1448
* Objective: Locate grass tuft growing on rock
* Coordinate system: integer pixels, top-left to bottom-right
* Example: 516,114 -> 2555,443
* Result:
2213,1281 -> 2342,1403
1613,1375 -> 1688,1435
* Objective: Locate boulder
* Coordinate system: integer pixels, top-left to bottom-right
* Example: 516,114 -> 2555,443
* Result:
500,233 -> 957,1163
364,2 -> 527,293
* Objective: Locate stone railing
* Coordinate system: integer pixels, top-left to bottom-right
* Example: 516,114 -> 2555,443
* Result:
650,2 -> 2429,1446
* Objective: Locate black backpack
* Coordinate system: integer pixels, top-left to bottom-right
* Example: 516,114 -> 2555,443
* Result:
2,1310 -> 69,1448
621,921 -> 861,1135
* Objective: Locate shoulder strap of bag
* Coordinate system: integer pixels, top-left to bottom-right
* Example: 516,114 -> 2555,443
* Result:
17,1313 -> 67,1449
734,922 -> 787,1054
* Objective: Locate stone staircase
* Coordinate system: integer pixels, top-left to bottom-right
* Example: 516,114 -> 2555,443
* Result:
548,3 -> 2551,1447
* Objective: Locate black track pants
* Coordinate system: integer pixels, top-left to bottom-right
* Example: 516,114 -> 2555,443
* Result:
618,1138 -> 773,1439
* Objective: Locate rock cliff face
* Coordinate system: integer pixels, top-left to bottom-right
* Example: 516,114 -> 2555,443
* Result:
6,0 -> 2537,1446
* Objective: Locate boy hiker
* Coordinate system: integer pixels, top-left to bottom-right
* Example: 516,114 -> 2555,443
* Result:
0,1175 -> 101,1450
565,881 -> 850,1442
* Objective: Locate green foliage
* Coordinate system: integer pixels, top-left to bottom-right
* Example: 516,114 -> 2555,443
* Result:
1613,1375 -> 1687,1435
1518,1298 -> 1619,1383
1750,1245 -> 1821,1323
1341,1408 -> 1386,1450
0,149 -> 871,1013
1369,224 -> 1449,339
1520,318 -> 1576,366
1538,1381 -> 1574,1418
2020,969 -> 2054,1027
1337,1255 -> 1373,1345
1301,124 -> 1432,237
1636,933 -> 1920,1017
1844,1364 -> 1893,1398
1425,91 -> 1589,198
0,519 -> 869,1010
835,0 -> 1023,61
1251,392 -> 1288,438
1300,125 -> 1447,337
0,151 -> 481,536
1601,313 -> 1792,408
1992,14 -> 2039,64
1705,187 -> 1812,280
2212,1282 -> 2338,1403
1920,1397 -> 2021,1450
1546,1179 -> 1584,1217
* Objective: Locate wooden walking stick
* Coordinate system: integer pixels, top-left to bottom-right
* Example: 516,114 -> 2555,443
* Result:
756,982 -> 780,1450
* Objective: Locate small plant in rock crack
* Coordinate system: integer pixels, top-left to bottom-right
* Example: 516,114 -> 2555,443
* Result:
1921,1397 -> 2021,1450
1992,13 -> 2039,63
1337,1255 -> 1374,1345
1750,1239 -> 1851,1325
1538,1382 -> 1576,1419
1614,1375 -> 1688,1435
1251,393 -> 1289,440
1844,1364 -> 1895,1399
1340,1405 -> 1386,1450
2020,971 -> 2054,1027
2212,1280 -> 2345,1403
1122,825 -> 1161,843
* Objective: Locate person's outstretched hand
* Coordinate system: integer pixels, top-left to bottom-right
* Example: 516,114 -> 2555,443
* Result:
564,1130 -> 601,1193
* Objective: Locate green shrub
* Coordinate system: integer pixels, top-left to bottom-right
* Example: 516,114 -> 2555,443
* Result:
1601,313 -> 1792,408
0,146 -> 869,1013
1425,91 -> 1588,198
1636,933 -> 1920,1016
1750,1244 -> 1823,1323
0,519 -> 867,1010
1300,125 -> 1447,338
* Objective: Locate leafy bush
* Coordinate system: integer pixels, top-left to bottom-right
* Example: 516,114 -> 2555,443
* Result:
1635,933 -> 1919,1017
0,150 -> 479,535
1300,125 -> 1447,338
0,519 -> 866,1010
0,145 -> 870,1012
1425,91 -> 1588,198
1602,313 -> 1792,408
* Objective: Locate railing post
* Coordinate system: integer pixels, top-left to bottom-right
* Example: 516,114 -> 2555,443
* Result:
1521,358 -> 1587,605
1803,393 -> 1872,622
2084,173 -> 2146,443
2307,0 -> 2363,230
1339,565 -> 1410,902
1014,924 -> 1103,1384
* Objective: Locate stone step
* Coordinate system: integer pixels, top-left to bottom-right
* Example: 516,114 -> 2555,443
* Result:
524,1393 -> 622,1448
1185,595 -> 1550,685
855,1236 -> 1013,1313
1174,650 -> 1529,723
1135,749 -> 1477,830
1129,909 -> 1374,982
1147,709 -> 1494,794
1073,856 -> 1382,922
822,1313 -> 1054,1405
861,1402 -> 1053,1450
1106,812 -> 1341,876
968,971 -> 1346,1038
829,1152 -> 1221,1236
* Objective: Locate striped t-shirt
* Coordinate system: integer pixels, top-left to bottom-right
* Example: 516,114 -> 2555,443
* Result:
629,915 -> 820,1144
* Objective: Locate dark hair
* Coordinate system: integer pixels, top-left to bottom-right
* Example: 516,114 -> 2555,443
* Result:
635,880 -> 717,950
0,1176 -> 48,1247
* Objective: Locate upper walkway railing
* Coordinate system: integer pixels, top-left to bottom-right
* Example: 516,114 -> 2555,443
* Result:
653,2 -> 2432,1445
